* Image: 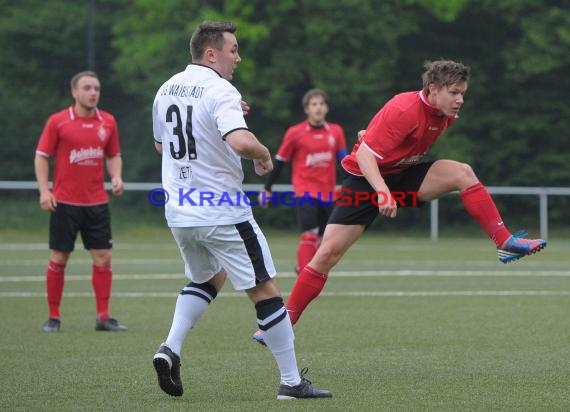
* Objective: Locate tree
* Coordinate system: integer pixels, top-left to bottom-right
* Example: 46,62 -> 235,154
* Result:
1,0 -> 568,228
0,0 -> 127,179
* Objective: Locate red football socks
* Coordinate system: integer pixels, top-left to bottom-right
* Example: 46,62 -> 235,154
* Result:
286,265 -> 328,325
460,182 -> 511,247
46,260 -> 66,319
92,264 -> 112,320
297,232 -> 318,272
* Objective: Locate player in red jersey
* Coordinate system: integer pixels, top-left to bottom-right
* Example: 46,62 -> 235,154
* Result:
258,89 -> 347,273
253,60 -> 547,344
35,71 -> 127,333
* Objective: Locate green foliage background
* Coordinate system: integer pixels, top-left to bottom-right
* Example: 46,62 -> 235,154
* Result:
1,0 -> 568,228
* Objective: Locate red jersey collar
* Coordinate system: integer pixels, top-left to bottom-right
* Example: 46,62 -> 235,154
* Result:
419,90 -> 458,119
303,120 -> 330,131
419,90 -> 442,116
67,106 -> 103,121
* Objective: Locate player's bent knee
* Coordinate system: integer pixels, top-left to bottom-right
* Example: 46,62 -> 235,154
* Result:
458,162 -> 476,177
437,160 -> 478,188
313,244 -> 345,267
456,162 -> 478,186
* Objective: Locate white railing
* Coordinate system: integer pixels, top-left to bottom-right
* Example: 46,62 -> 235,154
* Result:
2,181 -> 568,240
430,187 -> 570,241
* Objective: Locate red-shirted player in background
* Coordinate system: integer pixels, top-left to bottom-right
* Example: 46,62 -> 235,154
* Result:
254,60 -> 547,344
35,71 -> 127,333
258,89 -> 347,273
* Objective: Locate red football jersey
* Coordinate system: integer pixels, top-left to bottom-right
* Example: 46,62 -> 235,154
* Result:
276,120 -> 346,201
342,90 -> 456,176
36,107 -> 121,206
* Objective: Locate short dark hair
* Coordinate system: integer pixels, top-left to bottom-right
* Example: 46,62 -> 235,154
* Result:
302,88 -> 329,108
190,21 -> 237,60
70,71 -> 98,89
422,60 -> 470,94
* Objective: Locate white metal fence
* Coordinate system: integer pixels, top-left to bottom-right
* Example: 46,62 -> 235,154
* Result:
430,186 -> 570,241
2,181 -> 568,240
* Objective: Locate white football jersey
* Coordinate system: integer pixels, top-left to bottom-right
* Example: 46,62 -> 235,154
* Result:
152,64 -> 254,227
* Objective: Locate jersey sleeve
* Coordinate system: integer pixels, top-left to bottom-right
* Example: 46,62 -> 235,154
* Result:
212,83 -> 247,138
275,126 -> 297,162
152,95 -> 163,144
334,124 -> 347,152
362,105 -> 415,159
36,115 -> 58,157
334,125 -> 348,160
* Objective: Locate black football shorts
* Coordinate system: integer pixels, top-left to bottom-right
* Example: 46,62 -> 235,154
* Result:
328,161 -> 434,228
49,203 -> 112,251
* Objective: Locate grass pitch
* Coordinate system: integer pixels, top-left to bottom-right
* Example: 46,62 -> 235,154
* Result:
0,229 -> 569,411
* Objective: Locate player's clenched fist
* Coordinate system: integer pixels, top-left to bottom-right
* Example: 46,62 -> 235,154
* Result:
254,158 -> 273,176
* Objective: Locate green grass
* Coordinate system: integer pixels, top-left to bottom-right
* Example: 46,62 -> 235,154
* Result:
1,229 -> 569,411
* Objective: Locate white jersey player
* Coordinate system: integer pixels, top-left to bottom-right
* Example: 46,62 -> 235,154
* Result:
151,20 -> 331,400
153,63 -> 253,227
